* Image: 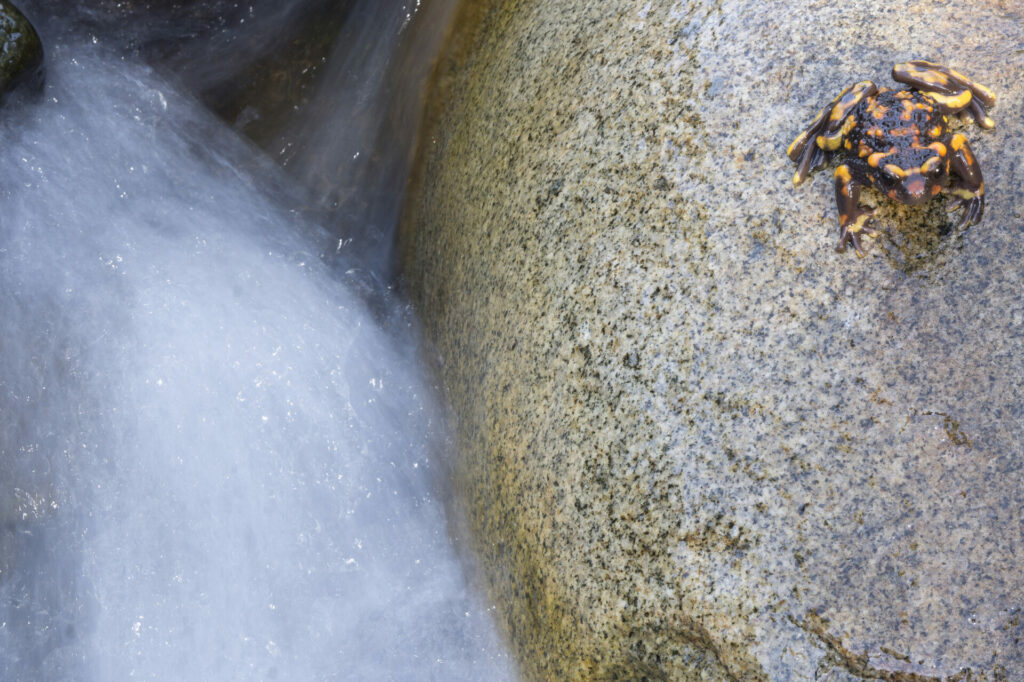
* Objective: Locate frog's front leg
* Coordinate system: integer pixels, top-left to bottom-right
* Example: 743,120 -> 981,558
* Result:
834,164 -> 877,256
945,133 -> 985,229
788,80 -> 877,186
892,60 -> 996,129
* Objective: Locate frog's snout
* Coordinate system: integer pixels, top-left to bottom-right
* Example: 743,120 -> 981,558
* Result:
902,175 -> 931,205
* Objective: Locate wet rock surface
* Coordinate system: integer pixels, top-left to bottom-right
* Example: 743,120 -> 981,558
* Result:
0,1 -> 42,98
400,0 -> 1024,678
42,0 -> 350,142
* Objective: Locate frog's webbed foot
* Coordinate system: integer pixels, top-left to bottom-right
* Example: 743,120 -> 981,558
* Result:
892,60 -> 996,129
837,219 -> 878,257
948,194 -> 983,231
788,80 -> 877,186
834,164 -> 877,256
945,133 -> 985,230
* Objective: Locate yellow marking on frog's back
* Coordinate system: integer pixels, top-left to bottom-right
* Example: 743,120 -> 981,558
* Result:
867,151 -> 890,167
884,163 -> 908,178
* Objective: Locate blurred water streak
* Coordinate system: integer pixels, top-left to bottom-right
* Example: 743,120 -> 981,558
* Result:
0,2 -> 514,680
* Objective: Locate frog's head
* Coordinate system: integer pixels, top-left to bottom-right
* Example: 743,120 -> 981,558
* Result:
874,143 -> 947,206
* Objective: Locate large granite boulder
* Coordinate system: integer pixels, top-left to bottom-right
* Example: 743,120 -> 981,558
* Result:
401,0 -> 1024,678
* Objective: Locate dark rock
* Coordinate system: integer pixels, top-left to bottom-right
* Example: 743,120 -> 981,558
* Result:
0,1 -> 43,98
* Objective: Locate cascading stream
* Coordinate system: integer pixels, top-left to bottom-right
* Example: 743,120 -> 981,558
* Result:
0,3 -> 514,679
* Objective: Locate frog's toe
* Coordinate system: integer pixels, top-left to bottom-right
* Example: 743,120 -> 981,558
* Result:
948,194 -> 984,230
837,228 -> 866,257
836,213 -> 876,256
968,98 -> 995,130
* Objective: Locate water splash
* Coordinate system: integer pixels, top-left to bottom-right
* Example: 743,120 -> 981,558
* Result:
0,5 -> 513,681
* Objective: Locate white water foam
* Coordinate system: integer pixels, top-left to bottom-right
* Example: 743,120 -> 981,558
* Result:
0,26 -> 513,682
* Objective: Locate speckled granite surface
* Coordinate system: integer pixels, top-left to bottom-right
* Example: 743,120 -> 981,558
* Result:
399,0 -> 1024,678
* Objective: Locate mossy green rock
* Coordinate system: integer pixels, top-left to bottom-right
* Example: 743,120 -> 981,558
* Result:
0,2 -> 42,97
400,0 -> 1024,678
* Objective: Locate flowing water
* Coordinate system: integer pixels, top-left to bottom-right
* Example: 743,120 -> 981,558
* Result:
0,2 -> 514,679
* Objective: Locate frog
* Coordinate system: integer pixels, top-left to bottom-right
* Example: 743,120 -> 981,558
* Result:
787,60 -> 996,256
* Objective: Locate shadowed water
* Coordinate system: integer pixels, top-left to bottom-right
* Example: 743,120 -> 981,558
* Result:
0,3 -> 513,680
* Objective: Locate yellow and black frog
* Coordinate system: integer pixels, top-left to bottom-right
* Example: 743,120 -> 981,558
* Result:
787,60 -> 996,256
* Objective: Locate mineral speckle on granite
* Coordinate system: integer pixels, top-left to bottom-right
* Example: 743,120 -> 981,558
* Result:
400,0 -> 1024,679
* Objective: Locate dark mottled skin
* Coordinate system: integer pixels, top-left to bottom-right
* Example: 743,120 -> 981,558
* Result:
788,60 -> 995,256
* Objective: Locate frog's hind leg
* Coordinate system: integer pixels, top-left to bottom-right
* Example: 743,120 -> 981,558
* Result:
788,80 -> 877,186
834,164 -> 878,256
892,60 -> 996,129
945,133 -> 985,229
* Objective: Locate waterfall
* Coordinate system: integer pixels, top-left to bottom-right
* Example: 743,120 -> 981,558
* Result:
0,2 -> 514,679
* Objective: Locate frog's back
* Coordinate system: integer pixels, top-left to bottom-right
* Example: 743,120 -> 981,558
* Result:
848,87 -> 947,155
